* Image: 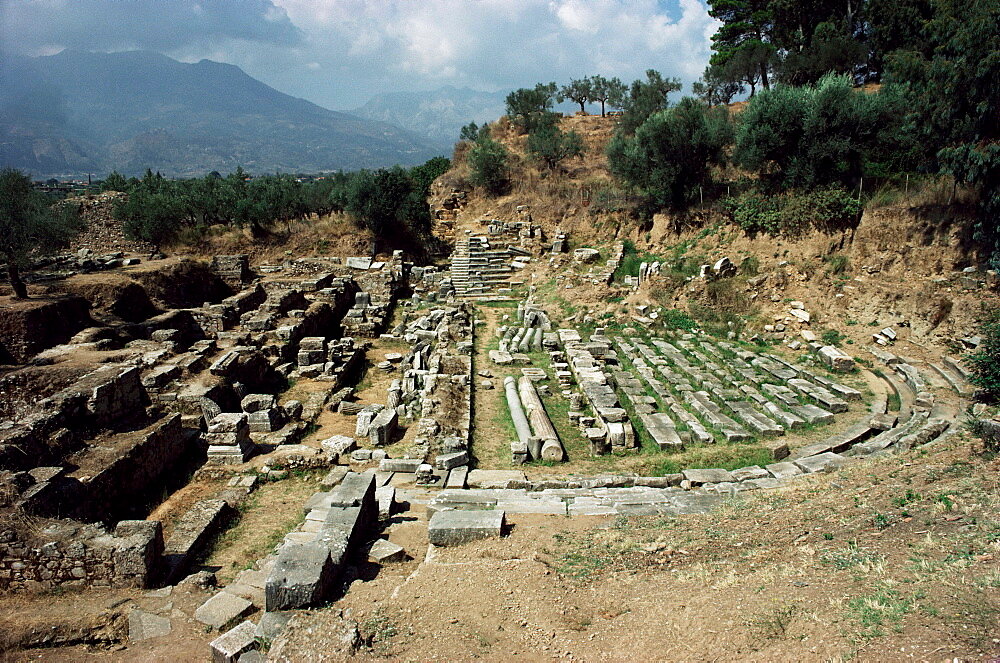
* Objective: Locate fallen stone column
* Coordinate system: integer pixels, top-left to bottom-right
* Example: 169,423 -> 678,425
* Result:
504,377 -> 533,463
517,376 -> 564,462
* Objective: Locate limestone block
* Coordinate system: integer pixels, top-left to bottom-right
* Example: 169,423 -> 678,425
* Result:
247,408 -> 283,433
210,620 -> 257,663
378,458 -> 422,473
321,435 -> 357,460
264,543 -> 335,611
427,509 -> 506,546
241,394 -> 276,413
128,610 -> 172,642
368,409 -> 398,446
368,539 -> 407,564
793,452 -> 849,473
195,591 -> 253,629
435,451 -> 469,471
681,468 -> 735,485
817,345 -> 856,372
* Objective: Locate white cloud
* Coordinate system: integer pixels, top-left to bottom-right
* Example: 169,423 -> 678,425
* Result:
263,0 -> 720,106
1,0 -> 720,111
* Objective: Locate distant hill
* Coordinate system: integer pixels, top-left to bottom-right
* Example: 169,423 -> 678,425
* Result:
0,50 -> 445,178
350,86 -> 508,147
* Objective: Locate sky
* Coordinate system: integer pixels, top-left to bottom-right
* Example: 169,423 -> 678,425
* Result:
0,0 -> 720,110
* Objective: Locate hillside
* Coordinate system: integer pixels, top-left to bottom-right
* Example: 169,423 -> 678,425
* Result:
0,50 -> 445,178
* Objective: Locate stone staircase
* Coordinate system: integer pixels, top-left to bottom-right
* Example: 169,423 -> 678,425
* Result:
449,236 -> 514,297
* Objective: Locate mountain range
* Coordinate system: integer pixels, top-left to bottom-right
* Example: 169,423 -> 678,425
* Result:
349,86 -> 508,146
0,50 -> 453,178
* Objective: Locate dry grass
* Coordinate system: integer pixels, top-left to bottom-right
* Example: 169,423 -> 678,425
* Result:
203,471 -> 321,583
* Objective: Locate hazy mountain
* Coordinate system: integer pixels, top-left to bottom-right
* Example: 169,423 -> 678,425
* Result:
0,50 -> 445,178
350,86 -> 508,146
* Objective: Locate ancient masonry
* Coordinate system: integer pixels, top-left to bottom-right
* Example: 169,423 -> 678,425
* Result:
0,253 -> 410,593
0,230 -> 973,659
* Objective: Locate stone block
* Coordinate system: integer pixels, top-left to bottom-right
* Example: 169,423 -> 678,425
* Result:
435,451 -> 469,470
247,408 -> 283,433
208,413 -> 249,434
817,345 -> 856,372
681,468 -> 734,485
794,452 -> 849,474
427,509 -> 506,546
367,539 -> 407,564
731,466 -> 770,482
466,469 -> 528,489
375,485 -> 395,519
379,458 -> 422,473
241,394 -> 276,413
210,620 -> 257,663
195,591 -> 253,629
765,461 -> 803,479
264,542 -> 335,611
128,610 -> 172,642
368,409 -> 398,446
321,435 -> 357,460
255,610 -> 292,641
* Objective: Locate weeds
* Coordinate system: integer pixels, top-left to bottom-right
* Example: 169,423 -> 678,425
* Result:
744,603 -> 798,641
362,610 -> 399,654
847,585 -> 913,639
821,542 -> 884,570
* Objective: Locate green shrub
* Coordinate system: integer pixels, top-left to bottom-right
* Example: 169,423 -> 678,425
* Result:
826,254 -> 850,274
660,309 -> 697,330
821,329 -> 845,346
965,308 -> 1000,400
467,136 -> 511,196
724,186 -> 862,236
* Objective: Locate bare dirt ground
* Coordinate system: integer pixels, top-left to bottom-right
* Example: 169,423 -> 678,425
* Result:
276,427 -> 1000,662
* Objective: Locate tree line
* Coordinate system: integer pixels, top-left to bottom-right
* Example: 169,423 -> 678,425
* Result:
105,158 -> 450,249
460,0 -> 997,259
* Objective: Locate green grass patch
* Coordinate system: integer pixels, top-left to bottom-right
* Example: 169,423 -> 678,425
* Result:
652,445 -> 774,476
847,585 -> 913,639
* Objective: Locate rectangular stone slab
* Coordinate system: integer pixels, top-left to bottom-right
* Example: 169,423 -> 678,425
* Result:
210,620 -> 257,663
794,452 -> 849,474
682,468 -> 735,485
195,591 -> 253,629
427,509 -> 506,546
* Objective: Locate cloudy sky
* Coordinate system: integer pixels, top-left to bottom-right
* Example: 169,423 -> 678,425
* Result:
0,0 -> 719,110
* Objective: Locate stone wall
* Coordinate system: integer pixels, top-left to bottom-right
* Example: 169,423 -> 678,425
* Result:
0,363 -> 149,471
0,296 -> 93,364
0,519 -> 162,592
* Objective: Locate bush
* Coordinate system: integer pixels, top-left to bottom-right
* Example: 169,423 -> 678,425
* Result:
965,309 -> 1000,400
821,329 -> 845,346
724,186 -> 862,236
467,137 -> 511,196
741,256 -> 760,276
826,254 -> 850,274
659,309 -> 697,330
607,97 -> 732,209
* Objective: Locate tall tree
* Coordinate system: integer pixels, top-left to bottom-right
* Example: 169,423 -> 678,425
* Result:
618,69 -> 682,135
589,75 -> 628,117
692,65 -> 745,105
505,82 -> 558,133
889,0 -> 1000,262
608,98 -> 733,208
558,78 -> 593,114
0,168 -> 83,298
527,120 -> 584,169
708,0 -> 775,92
